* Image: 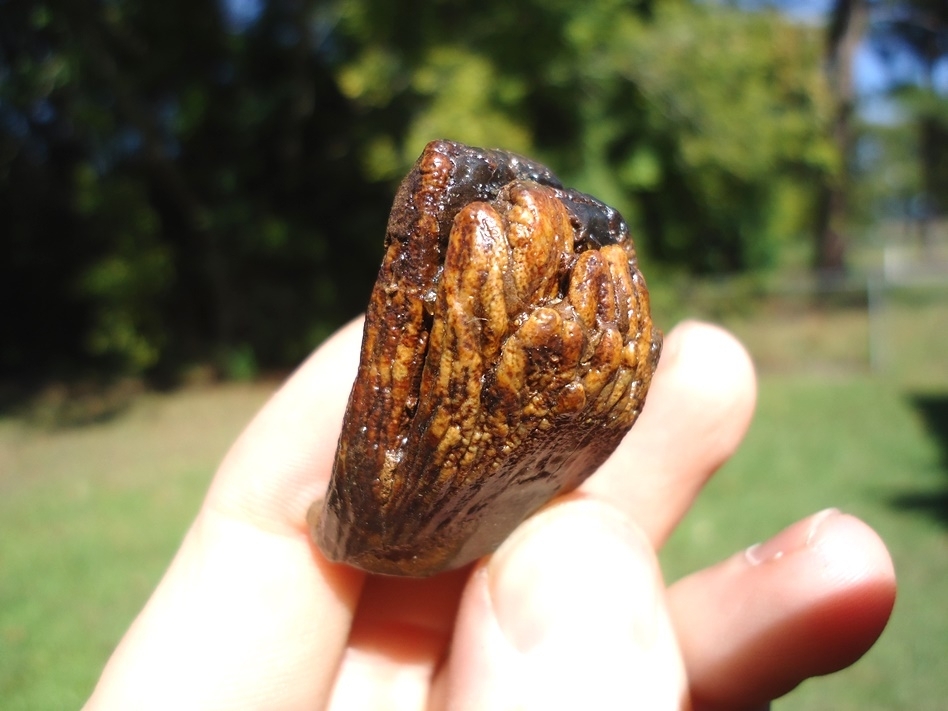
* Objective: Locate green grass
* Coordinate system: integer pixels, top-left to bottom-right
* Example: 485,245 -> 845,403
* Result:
662,375 -> 948,710
1,301 -> 946,709
659,286 -> 948,710
0,384 -> 272,709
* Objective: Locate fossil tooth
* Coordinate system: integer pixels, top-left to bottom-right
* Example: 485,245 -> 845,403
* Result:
310,140 -> 662,577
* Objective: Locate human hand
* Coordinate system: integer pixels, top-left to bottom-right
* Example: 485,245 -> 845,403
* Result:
84,320 -> 896,710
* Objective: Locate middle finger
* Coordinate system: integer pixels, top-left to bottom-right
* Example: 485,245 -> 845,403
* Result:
583,320 -> 757,546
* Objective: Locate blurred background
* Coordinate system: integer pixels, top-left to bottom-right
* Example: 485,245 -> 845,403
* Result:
1,0 -> 946,708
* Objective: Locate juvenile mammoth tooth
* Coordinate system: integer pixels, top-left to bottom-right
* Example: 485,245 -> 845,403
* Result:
310,139 -> 662,577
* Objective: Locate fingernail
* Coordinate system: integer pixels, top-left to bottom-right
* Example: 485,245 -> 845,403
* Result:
745,508 -> 840,566
488,501 -> 659,653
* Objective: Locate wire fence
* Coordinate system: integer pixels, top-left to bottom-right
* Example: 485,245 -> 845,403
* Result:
867,238 -> 948,374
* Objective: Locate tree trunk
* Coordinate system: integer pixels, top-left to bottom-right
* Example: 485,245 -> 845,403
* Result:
816,0 -> 870,276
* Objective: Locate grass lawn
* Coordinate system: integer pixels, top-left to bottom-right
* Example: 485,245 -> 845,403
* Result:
662,374 -> 948,710
1,308 -> 946,709
0,384 -> 273,709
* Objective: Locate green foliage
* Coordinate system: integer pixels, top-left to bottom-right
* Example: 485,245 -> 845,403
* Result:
73,166 -> 173,372
218,344 -> 259,382
602,3 -> 837,270
908,89 -> 948,215
852,119 -> 921,223
0,0 -> 840,377
856,0 -> 948,221
336,0 -> 837,273
2,0 -> 386,378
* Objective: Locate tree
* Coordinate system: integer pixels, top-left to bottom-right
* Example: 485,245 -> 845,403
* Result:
873,0 -> 948,242
816,0 -> 871,275
1,0 -> 842,379
1,0 -> 387,377
337,0 -> 836,273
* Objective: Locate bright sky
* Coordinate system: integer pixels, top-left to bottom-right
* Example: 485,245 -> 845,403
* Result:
750,0 -> 948,97
221,0 -> 262,32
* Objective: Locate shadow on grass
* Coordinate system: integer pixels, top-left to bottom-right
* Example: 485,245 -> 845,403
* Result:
0,377 -> 143,429
889,394 -> 948,528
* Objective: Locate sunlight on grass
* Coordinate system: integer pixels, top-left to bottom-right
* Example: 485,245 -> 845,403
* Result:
661,374 -> 948,710
1,303 -> 946,709
0,384 -> 273,709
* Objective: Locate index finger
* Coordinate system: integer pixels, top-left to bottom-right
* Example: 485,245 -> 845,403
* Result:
206,316 -> 364,533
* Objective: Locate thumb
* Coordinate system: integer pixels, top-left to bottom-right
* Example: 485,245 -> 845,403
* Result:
436,498 -> 690,711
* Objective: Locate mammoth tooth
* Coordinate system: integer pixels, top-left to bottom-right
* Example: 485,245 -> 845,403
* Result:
309,140 -> 662,577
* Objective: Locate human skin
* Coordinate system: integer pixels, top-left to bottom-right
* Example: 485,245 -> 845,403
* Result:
83,319 -> 896,711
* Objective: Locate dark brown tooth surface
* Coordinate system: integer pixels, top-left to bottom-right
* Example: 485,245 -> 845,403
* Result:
311,140 -> 662,577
